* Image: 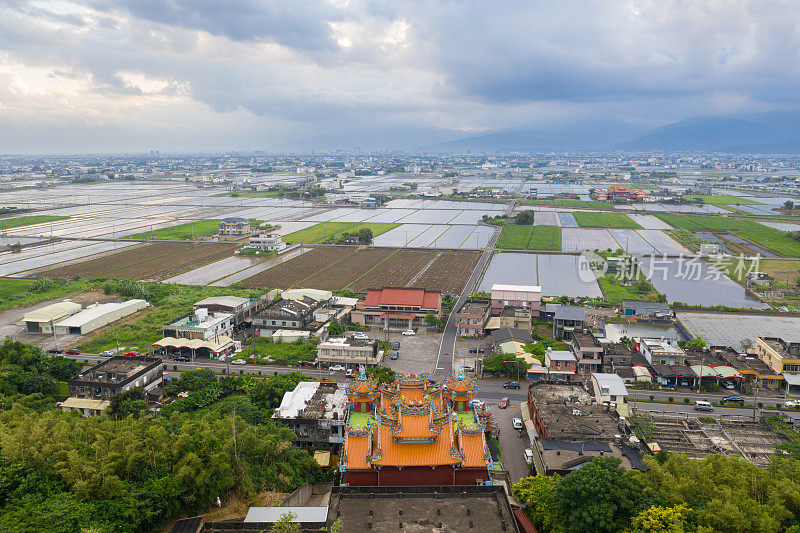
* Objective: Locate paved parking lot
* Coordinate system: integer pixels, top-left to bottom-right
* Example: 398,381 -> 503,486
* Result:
485,396 -> 531,483
452,335 -> 493,375
379,329 -> 443,374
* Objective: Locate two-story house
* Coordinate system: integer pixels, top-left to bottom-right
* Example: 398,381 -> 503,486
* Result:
569,331 -> 603,375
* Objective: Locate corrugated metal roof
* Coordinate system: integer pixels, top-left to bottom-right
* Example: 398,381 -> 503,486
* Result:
244,506 -> 328,523
23,301 -> 82,322
591,373 -> 628,397
55,300 -> 146,328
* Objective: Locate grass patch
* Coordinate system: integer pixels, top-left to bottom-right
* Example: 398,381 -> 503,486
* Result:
596,274 -> 663,303
76,282 -> 264,353
572,211 -> 642,229
283,222 -> 398,244
521,199 -> 611,209
713,257 -> 800,287
0,215 -> 69,229
127,219 -> 222,240
654,214 -> 800,258
665,229 -> 706,253
685,195 -> 762,206
0,278 -> 90,312
236,337 -> 319,366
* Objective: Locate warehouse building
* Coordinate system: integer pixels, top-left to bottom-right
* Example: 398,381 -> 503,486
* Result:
54,300 -> 148,335
24,301 -> 82,334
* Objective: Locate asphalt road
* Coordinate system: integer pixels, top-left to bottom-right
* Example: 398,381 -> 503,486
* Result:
433,220 -> 503,379
629,388 -> 791,408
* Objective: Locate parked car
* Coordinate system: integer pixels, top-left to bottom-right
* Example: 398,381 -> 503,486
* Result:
353,332 -> 369,340
784,400 -> 800,408
469,346 -> 478,353
390,351 -> 399,360
47,348 -> 63,354
722,381 -> 736,390
512,418 -> 523,430
99,350 -> 115,356
523,448 -> 533,465
66,349 -> 80,355
174,356 -> 189,362
402,329 -> 415,336
460,365 -> 475,372
231,359 -> 247,365
392,341 -> 400,350
678,379 -> 690,387
123,351 -> 139,357
498,397 -> 510,409
722,395 -> 744,404
329,365 -> 346,372
504,381 -> 521,389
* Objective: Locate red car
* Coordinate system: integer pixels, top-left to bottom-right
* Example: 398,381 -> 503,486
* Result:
66,349 -> 80,355
123,351 -> 139,357
499,397 -> 510,409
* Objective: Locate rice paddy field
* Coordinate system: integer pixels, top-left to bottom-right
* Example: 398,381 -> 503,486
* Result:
496,224 -> 562,250
572,211 -> 642,229
126,219 -> 222,240
654,214 -> 800,258
282,222 -> 399,244
0,215 -> 70,229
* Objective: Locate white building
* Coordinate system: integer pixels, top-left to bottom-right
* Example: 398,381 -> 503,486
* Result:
591,373 -> 629,416
638,338 -> 686,365
246,233 -> 286,251
54,300 -> 148,336
490,283 -> 542,316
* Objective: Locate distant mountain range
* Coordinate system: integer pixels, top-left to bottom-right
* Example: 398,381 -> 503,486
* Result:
280,110 -> 800,154
420,111 -> 800,154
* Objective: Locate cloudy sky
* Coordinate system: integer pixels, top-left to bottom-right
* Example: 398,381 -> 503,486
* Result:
0,0 -> 798,153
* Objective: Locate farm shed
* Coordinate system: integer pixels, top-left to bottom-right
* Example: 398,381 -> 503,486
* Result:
54,299 -> 149,335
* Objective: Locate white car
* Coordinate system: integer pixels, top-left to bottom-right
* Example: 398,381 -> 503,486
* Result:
231,359 -> 247,365
99,350 -> 115,356
784,400 -> 800,408
402,329 -> 416,336
523,448 -> 533,465
352,332 -> 369,340
329,365 -> 346,372
512,418 -> 523,430
722,381 -> 735,390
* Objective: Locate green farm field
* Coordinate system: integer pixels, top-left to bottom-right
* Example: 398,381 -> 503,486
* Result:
572,212 -> 642,229
496,224 -> 561,250
127,219 -> 222,240
0,215 -> 69,229
283,222 -> 399,244
521,199 -> 611,209
684,195 -> 762,205
654,214 -> 800,258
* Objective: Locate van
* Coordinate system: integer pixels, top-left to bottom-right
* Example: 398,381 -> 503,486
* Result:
694,400 -> 714,412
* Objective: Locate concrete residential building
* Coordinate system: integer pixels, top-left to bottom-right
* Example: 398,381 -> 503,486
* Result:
455,300 -> 491,337
162,308 -> 233,340
350,287 -> 441,329
218,217 -> 252,236
570,331 -> 603,374
23,301 -> 82,333
490,284 -> 541,316
273,381 -> 348,446
755,337 -> 800,374
54,300 -> 148,335
525,383 -> 643,476
68,356 -> 163,401
544,349 -> 578,381
253,296 -> 323,337
485,306 -> 533,333
59,397 -> 111,417
193,295 -> 262,326
591,373 -> 630,416
316,337 -> 383,370
638,337 -> 686,365
602,342 -> 633,372
246,233 -> 286,251
552,305 -> 586,338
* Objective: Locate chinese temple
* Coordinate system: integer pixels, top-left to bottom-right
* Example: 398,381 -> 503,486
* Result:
340,372 -> 495,486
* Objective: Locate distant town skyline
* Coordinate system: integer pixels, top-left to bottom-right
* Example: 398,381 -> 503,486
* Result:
1,1 -> 799,153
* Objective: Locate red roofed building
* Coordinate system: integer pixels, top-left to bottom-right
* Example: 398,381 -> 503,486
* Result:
340,373 -> 494,486
350,287 -> 442,330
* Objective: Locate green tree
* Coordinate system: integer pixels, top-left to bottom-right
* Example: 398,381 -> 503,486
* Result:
327,318 -> 344,336
107,387 -> 148,418
357,228 -> 373,244
513,475 -> 564,532
553,457 -> 646,533
368,366 -> 396,384
630,504 -> 691,533
248,372 -> 308,410
784,200 -> 795,211
481,354 -> 531,376
269,512 -> 301,532
424,313 -> 441,327
687,335 -> 706,349
514,210 -> 536,225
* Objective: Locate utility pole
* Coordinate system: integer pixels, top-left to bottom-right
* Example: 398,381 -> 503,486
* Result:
753,379 -> 758,423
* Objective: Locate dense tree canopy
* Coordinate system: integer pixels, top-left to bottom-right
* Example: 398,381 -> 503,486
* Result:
514,454 -> 800,533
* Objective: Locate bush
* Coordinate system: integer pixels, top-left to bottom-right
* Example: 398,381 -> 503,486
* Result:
684,398 -> 691,403
668,397 -> 674,402
649,395 -> 654,401
758,402 -> 764,408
